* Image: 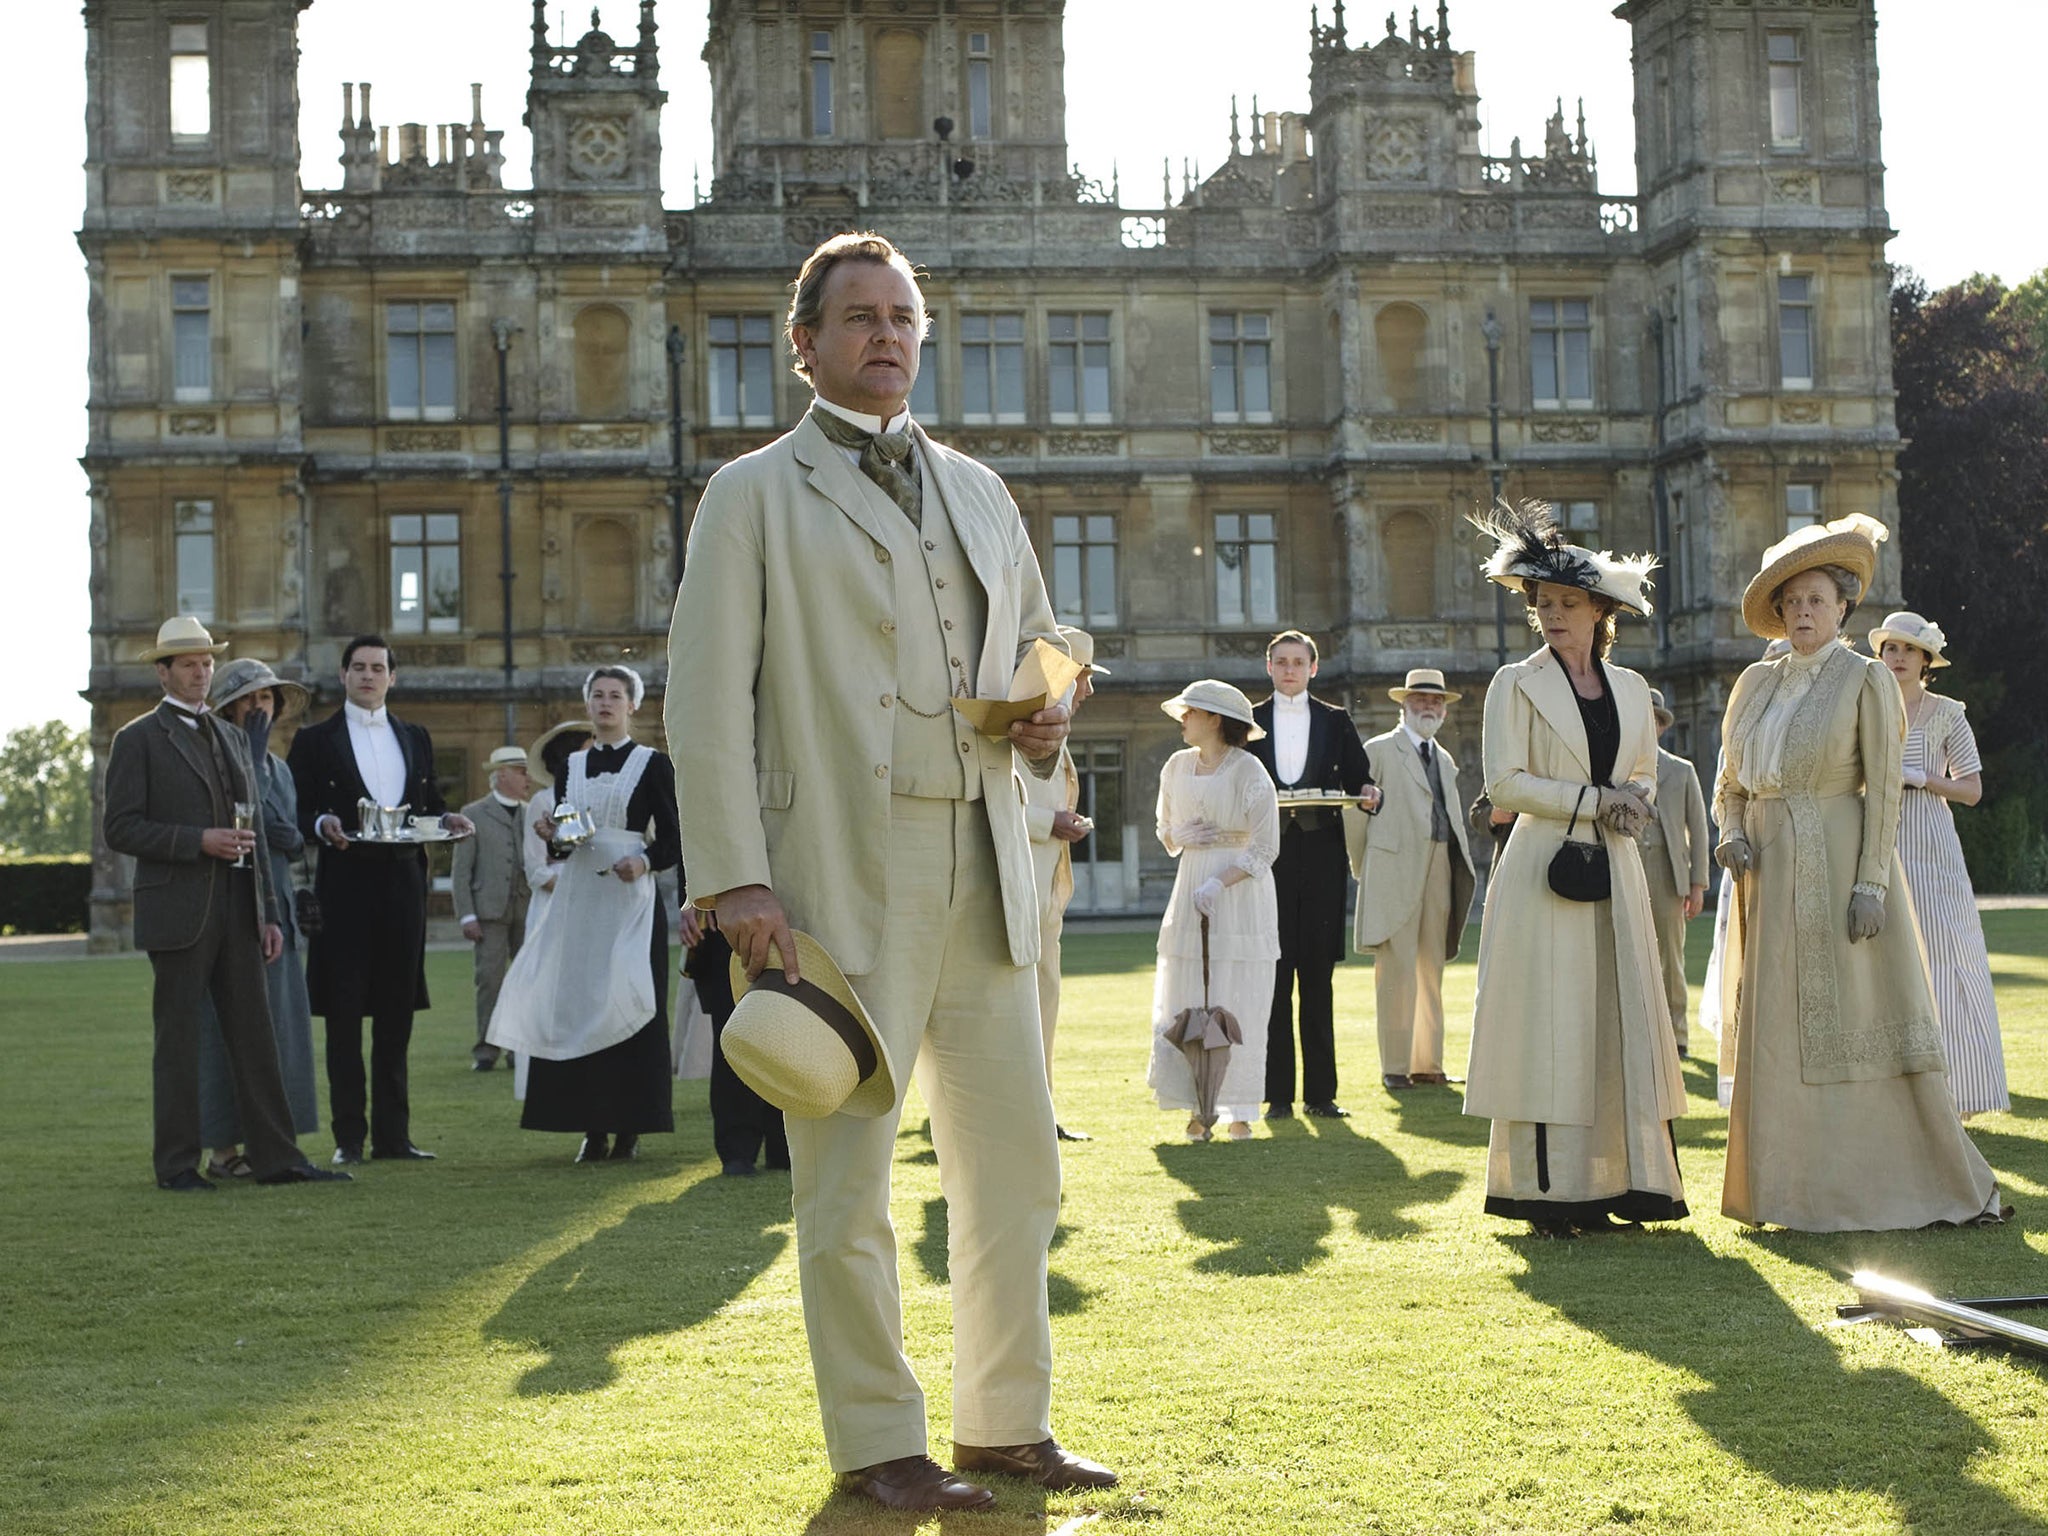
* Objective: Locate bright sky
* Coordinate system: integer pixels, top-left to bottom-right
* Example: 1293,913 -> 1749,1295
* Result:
6,0 -> 2040,737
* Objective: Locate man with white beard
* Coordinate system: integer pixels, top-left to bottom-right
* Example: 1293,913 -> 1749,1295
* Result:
1353,670 -> 1477,1089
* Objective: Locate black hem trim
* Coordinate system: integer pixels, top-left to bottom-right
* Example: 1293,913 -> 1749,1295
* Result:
1485,1191 -> 1690,1224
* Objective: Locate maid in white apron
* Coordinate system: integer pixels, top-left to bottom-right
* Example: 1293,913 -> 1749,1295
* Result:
488,668 -> 680,1161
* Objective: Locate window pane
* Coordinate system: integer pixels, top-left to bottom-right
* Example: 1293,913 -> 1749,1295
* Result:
742,344 -> 772,421
388,333 -> 419,413
962,314 -> 990,341
1215,513 -> 1242,542
1050,347 -> 1077,415
812,60 -> 834,136
1780,311 -> 1811,382
969,59 -> 991,139
1053,545 -> 1082,621
171,278 -> 209,309
1211,314 -> 1236,341
426,544 -> 461,631
963,353 -> 991,418
1767,32 -> 1799,62
175,532 -> 214,621
169,55 -> 210,137
1210,343 -> 1237,415
741,315 -> 771,343
173,311 -> 210,392
1531,299 -> 1555,327
1083,314 -> 1110,340
1564,300 -> 1590,326
1242,314 -> 1269,339
426,513 -> 459,541
909,339 -> 937,418
1531,331 -> 1558,402
1083,342 -> 1111,416
1216,548 -> 1242,626
1770,65 -> 1800,142
1564,330 -> 1592,401
995,342 -> 1025,416
1248,542 -> 1277,624
995,314 -> 1024,342
710,349 -> 738,421
422,303 -> 455,332
1248,513 -> 1276,541
1086,514 -> 1114,542
1049,314 -> 1076,341
390,546 -> 424,631
423,332 -> 456,409
389,513 -> 421,542
709,315 -> 736,343
1087,543 -> 1117,623
1242,343 -> 1270,415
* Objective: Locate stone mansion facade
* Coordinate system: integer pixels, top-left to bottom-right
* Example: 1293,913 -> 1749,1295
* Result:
81,0 -> 1901,938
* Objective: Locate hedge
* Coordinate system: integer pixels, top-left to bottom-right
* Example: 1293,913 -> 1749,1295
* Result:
0,856 -> 91,935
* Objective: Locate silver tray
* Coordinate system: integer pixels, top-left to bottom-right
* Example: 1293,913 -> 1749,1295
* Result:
349,823 -> 469,845
1276,792 -> 1358,809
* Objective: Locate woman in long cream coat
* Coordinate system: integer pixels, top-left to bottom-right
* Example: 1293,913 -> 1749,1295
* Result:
1464,503 -> 1689,1237
1715,518 -> 2002,1231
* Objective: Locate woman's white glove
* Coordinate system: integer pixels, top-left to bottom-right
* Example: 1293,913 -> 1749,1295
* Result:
1714,836 -> 1754,877
1192,877 -> 1226,917
1902,767 -> 1928,790
1847,889 -> 1886,942
1597,785 -> 1652,839
1174,819 -> 1222,850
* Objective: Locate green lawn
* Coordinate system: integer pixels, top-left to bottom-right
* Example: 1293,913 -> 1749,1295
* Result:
4,915 -> 2046,1535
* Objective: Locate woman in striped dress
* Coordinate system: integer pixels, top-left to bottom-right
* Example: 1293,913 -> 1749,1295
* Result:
1871,611 -> 2008,1117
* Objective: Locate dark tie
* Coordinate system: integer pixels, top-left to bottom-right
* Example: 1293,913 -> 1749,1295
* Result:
811,406 -> 923,528
1419,739 -> 1451,844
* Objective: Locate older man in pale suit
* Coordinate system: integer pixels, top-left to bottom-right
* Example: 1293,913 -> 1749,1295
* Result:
1354,669 -> 1477,1088
667,233 -> 1116,1514
452,746 -> 532,1070
1019,625 -> 1104,1144
1641,689 -> 1710,1055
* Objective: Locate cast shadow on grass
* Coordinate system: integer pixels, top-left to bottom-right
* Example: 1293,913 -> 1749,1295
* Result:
1382,1081 -> 1490,1147
799,1479 -> 1049,1535
915,1204 -> 1098,1316
1155,1117 -> 1463,1275
1514,1231 -> 2048,1534
483,1173 -> 790,1396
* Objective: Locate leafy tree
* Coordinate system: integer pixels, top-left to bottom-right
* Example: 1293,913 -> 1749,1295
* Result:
1891,268 -> 2048,889
0,721 -> 93,857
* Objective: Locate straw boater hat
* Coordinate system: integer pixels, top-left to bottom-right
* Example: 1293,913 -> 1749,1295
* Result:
1389,668 -> 1462,705
1161,679 -> 1266,740
1740,513 -> 1888,641
723,931 -> 897,1119
486,745 -> 530,771
207,657 -> 310,721
139,615 -> 228,663
1647,688 -> 1675,730
526,719 -> 595,783
1468,500 -> 1657,616
1057,625 -> 1110,675
1866,610 -> 1951,668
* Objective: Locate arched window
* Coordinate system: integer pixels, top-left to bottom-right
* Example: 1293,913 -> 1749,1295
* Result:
1381,510 -> 1438,619
1374,302 -> 1428,413
573,517 -> 637,628
874,30 -> 927,141
573,304 -> 630,419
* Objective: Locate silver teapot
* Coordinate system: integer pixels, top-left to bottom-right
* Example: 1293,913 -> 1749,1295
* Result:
548,801 -> 597,859
357,797 -> 412,840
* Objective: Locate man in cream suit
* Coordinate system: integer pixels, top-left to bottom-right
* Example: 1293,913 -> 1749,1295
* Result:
1354,669 -> 1477,1088
1019,625 -> 1104,1144
451,746 -> 532,1070
666,233 -> 1116,1514
1641,689 -> 1709,1055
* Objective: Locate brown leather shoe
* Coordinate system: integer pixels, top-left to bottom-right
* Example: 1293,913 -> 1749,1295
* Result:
955,1438 -> 1119,1491
836,1454 -> 994,1512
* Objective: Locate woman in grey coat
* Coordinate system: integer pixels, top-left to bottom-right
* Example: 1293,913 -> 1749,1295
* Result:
196,659 -> 320,1176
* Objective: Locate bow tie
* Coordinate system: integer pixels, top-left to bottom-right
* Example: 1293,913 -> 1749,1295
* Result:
811,406 -> 923,527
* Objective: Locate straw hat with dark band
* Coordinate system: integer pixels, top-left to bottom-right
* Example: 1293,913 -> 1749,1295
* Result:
140,615 -> 228,662
723,930 -> 897,1119
208,657 -> 310,721
1057,625 -> 1111,675
1740,513 -> 1888,641
1389,668 -> 1463,705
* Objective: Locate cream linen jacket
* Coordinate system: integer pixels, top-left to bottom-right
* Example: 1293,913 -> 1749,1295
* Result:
1463,647 -> 1687,1128
1353,728 -> 1476,956
666,412 -> 1064,976
1651,748 -> 1711,891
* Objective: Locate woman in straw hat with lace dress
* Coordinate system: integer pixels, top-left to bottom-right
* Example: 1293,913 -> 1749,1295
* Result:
1148,679 -> 1281,1142
1714,518 -> 2004,1230
1868,610 -> 2008,1118
191,658 -> 321,1179
1463,503 -> 1688,1238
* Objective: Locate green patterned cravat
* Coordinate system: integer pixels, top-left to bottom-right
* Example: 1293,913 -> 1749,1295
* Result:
811,405 -> 922,528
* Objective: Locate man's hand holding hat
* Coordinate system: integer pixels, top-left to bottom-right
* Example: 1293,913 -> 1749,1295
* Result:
717,884 -> 801,983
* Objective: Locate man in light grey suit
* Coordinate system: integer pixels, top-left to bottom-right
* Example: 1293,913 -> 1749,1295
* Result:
667,233 -> 1116,1514
1642,689 -> 1710,1055
451,746 -> 532,1070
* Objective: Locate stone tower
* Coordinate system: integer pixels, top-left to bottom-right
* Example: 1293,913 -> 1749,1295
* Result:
526,2 -> 669,254
1620,0 -> 1899,736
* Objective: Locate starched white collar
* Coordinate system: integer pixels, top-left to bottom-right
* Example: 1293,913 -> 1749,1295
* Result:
814,394 -> 913,437
1272,691 -> 1311,715
345,700 -> 389,728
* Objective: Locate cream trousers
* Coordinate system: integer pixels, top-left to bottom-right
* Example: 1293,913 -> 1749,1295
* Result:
1374,839 -> 1452,1077
787,795 -> 1061,1471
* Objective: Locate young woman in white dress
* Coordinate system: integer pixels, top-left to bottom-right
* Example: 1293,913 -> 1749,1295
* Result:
1148,680 -> 1281,1142
1871,611 -> 2008,1117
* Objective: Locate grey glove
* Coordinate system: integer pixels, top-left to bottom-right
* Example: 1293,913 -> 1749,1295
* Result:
1847,889 -> 1886,943
1597,786 -> 1651,840
1714,836 -> 1753,877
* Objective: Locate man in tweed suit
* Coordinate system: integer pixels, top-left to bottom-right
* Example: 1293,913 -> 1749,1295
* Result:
451,746 -> 532,1070
102,616 -> 349,1191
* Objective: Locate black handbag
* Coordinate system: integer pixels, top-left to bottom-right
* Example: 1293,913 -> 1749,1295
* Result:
1547,786 -> 1610,903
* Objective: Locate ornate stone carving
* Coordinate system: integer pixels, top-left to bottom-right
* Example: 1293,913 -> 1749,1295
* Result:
1520,200 -> 1596,230
167,412 -> 218,436
696,431 -> 777,462
164,171 -> 217,204
1365,118 -> 1429,181
1092,636 -> 1129,659
1363,201 -> 1436,228
1200,160 -> 1274,208
567,115 -> 632,181
569,639 -> 637,662
1207,431 -> 1283,456
379,199 -> 464,229
1528,416 -> 1602,444
387,427 -> 463,452
1373,624 -> 1451,649
953,431 -> 1037,459
564,201 -> 642,228
1768,172 -> 1817,204
1455,200 -> 1513,233
1046,433 -> 1122,457
1779,399 -> 1825,424
567,425 -> 648,450
1369,418 -> 1439,443
405,643 -> 468,667
1214,633 -> 1272,658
